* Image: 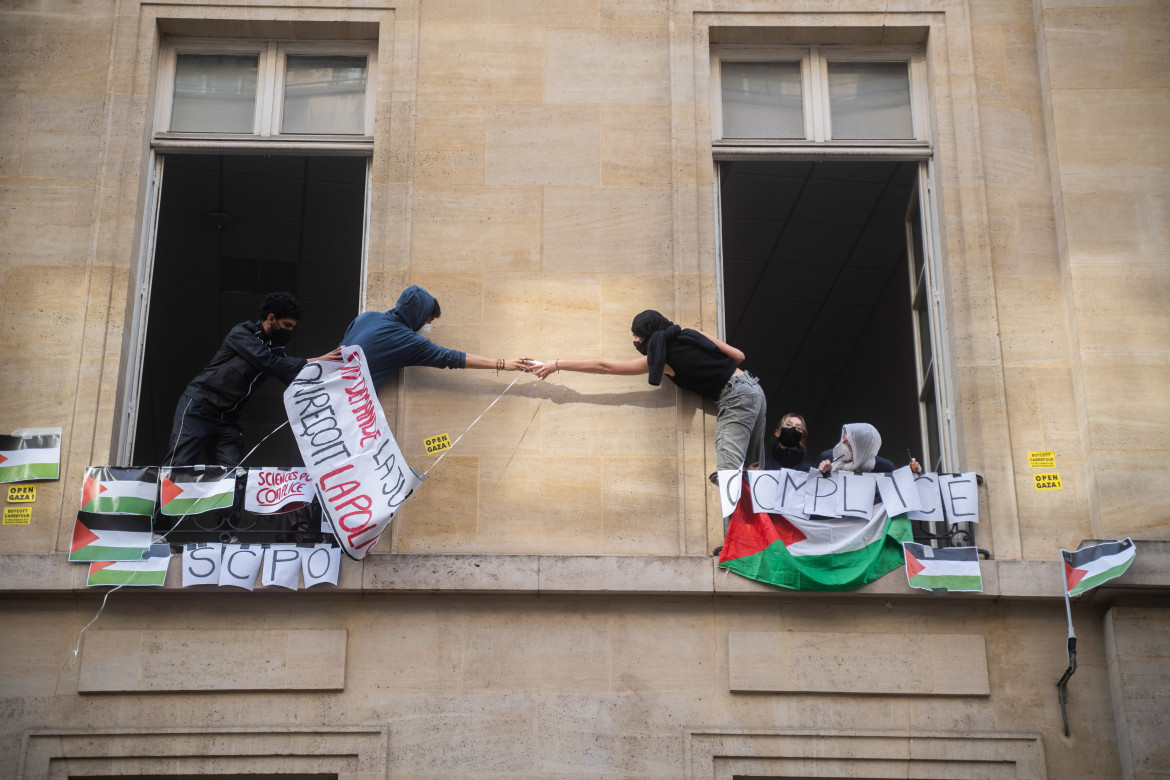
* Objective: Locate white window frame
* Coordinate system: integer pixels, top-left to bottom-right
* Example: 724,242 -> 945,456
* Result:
710,45 -> 930,148
154,37 -> 377,147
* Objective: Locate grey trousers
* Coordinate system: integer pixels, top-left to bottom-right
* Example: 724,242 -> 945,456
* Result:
714,372 -> 767,472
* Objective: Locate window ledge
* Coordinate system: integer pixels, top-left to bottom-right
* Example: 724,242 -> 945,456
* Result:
2,544 -> 1168,599
152,134 -> 373,154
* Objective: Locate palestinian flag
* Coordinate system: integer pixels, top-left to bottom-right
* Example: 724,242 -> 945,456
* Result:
903,543 -> 983,592
80,466 -> 158,516
0,432 -> 61,483
718,479 -> 911,591
159,466 -> 237,516
86,544 -> 171,587
1063,538 -> 1135,597
69,512 -> 153,562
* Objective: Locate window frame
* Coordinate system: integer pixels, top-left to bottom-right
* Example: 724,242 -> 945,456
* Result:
710,44 -> 930,148
153,37 -> 377,145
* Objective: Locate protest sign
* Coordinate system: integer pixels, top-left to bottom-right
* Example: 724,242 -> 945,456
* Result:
283,345 -> 424,560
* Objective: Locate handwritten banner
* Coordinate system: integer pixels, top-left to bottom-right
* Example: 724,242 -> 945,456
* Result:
182,542 -> 340,589
245,467 -> 314,514
742,468 -> 980,524
283,345 -> 424,560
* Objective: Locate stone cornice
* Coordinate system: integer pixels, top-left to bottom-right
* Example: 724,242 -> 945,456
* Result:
1,541 -> 1166,600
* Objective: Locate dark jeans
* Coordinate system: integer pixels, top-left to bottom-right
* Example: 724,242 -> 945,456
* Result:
163,394 -> 244,467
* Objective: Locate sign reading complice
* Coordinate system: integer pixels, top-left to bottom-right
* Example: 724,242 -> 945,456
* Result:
283,345 -> 424,560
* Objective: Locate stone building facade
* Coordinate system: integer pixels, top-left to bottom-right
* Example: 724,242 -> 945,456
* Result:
1,0 -> 1167,777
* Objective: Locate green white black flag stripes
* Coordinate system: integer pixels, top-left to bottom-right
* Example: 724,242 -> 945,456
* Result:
85,544 -> 171,587
0,431 -> 61,483
80,466 -> 158,516
1062,538 -> 1135,596
69,513 -> 153,562
160,466 -> 238,516
903,543 -> 983,592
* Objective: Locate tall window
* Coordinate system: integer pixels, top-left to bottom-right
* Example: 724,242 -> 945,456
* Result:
711,44 -> 954,472
124,35 -> 376,466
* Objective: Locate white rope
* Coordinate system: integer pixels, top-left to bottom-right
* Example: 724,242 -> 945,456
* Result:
425,374 -> 525,475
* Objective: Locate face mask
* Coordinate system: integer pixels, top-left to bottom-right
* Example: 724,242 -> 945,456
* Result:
633,339 -> 648,355
417,323 -> 433,339
832,440 -> 852,467
778,426 -> 803,448
269,326 -> 293,346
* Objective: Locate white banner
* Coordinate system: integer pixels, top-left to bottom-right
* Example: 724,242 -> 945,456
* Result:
262,544 -> 302,589
301,544 -> 341,588
179,542 -> 340,590
730,468 -> 978,525
182,542 -> 223,586
283,345 -> 424,560
218,544 -> 264,591
245,467 -> 314,514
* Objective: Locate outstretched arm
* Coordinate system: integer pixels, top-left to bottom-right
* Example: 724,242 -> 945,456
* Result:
532,356 -> 649,379
463,354 -> 530,371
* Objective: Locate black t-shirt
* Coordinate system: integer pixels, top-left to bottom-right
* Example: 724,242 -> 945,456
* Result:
664,331 -> 737,399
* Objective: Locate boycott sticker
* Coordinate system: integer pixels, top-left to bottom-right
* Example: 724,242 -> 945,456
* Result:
3,506 -> 31,524
424,433 -> 452,454
1028,451 -> 1056,469
1034,473 -> 1062,491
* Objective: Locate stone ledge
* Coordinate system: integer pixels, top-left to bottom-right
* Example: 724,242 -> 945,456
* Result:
1,541 -> 1166,598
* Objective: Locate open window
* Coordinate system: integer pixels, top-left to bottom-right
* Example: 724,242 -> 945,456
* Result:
125,35 -> 377,467
712,43 -> 954,477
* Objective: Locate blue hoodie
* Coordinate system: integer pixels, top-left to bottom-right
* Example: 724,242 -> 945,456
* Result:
342,285 -> 466,389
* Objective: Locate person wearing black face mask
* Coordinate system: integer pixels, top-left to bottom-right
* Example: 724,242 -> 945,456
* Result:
764,413 -> 814,472
162,291 -> 341,467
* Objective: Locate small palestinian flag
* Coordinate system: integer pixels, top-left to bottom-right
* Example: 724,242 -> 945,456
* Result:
160,466 -> 237,516
903,543 -> 983,592
69,512 -> 153,562
80,466 -> 158,516
1063,538 -> 1135,597
0,432 -> 61,483
86,544 -> 171,587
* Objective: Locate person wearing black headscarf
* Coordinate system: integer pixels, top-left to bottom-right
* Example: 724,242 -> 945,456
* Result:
530,309 -> 767,478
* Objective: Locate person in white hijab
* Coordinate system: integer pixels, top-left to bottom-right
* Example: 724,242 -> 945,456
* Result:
818,422 -> 884,474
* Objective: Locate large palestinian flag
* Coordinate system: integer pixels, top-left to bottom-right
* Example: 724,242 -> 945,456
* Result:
160,466 -> 237,516
903,543 -> 983,592
69,512 -> 153,562
80,466 -> 158,516
0,432 -> 61,483
86,544 -> 171,587
718,479 -> 911,591
1062,538 -> 1135,597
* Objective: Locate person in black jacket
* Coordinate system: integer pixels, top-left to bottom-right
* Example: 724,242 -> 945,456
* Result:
163,292 -> 340,467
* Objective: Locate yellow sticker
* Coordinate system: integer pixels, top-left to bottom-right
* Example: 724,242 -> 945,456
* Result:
1028,451 -> 1056,469
7,484 -> 36,503
424,433 -> 452,454
3,506 -> 32,524
1034,473 -> 1062,491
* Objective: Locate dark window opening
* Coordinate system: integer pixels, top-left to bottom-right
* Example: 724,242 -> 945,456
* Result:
132,153 -> 365,468
721,159 -> 924,469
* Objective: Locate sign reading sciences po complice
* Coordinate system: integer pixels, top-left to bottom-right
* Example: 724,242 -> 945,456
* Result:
283,345 -> 424,560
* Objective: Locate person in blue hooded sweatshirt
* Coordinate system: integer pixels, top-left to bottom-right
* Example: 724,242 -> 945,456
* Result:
342,285 -> 529,389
